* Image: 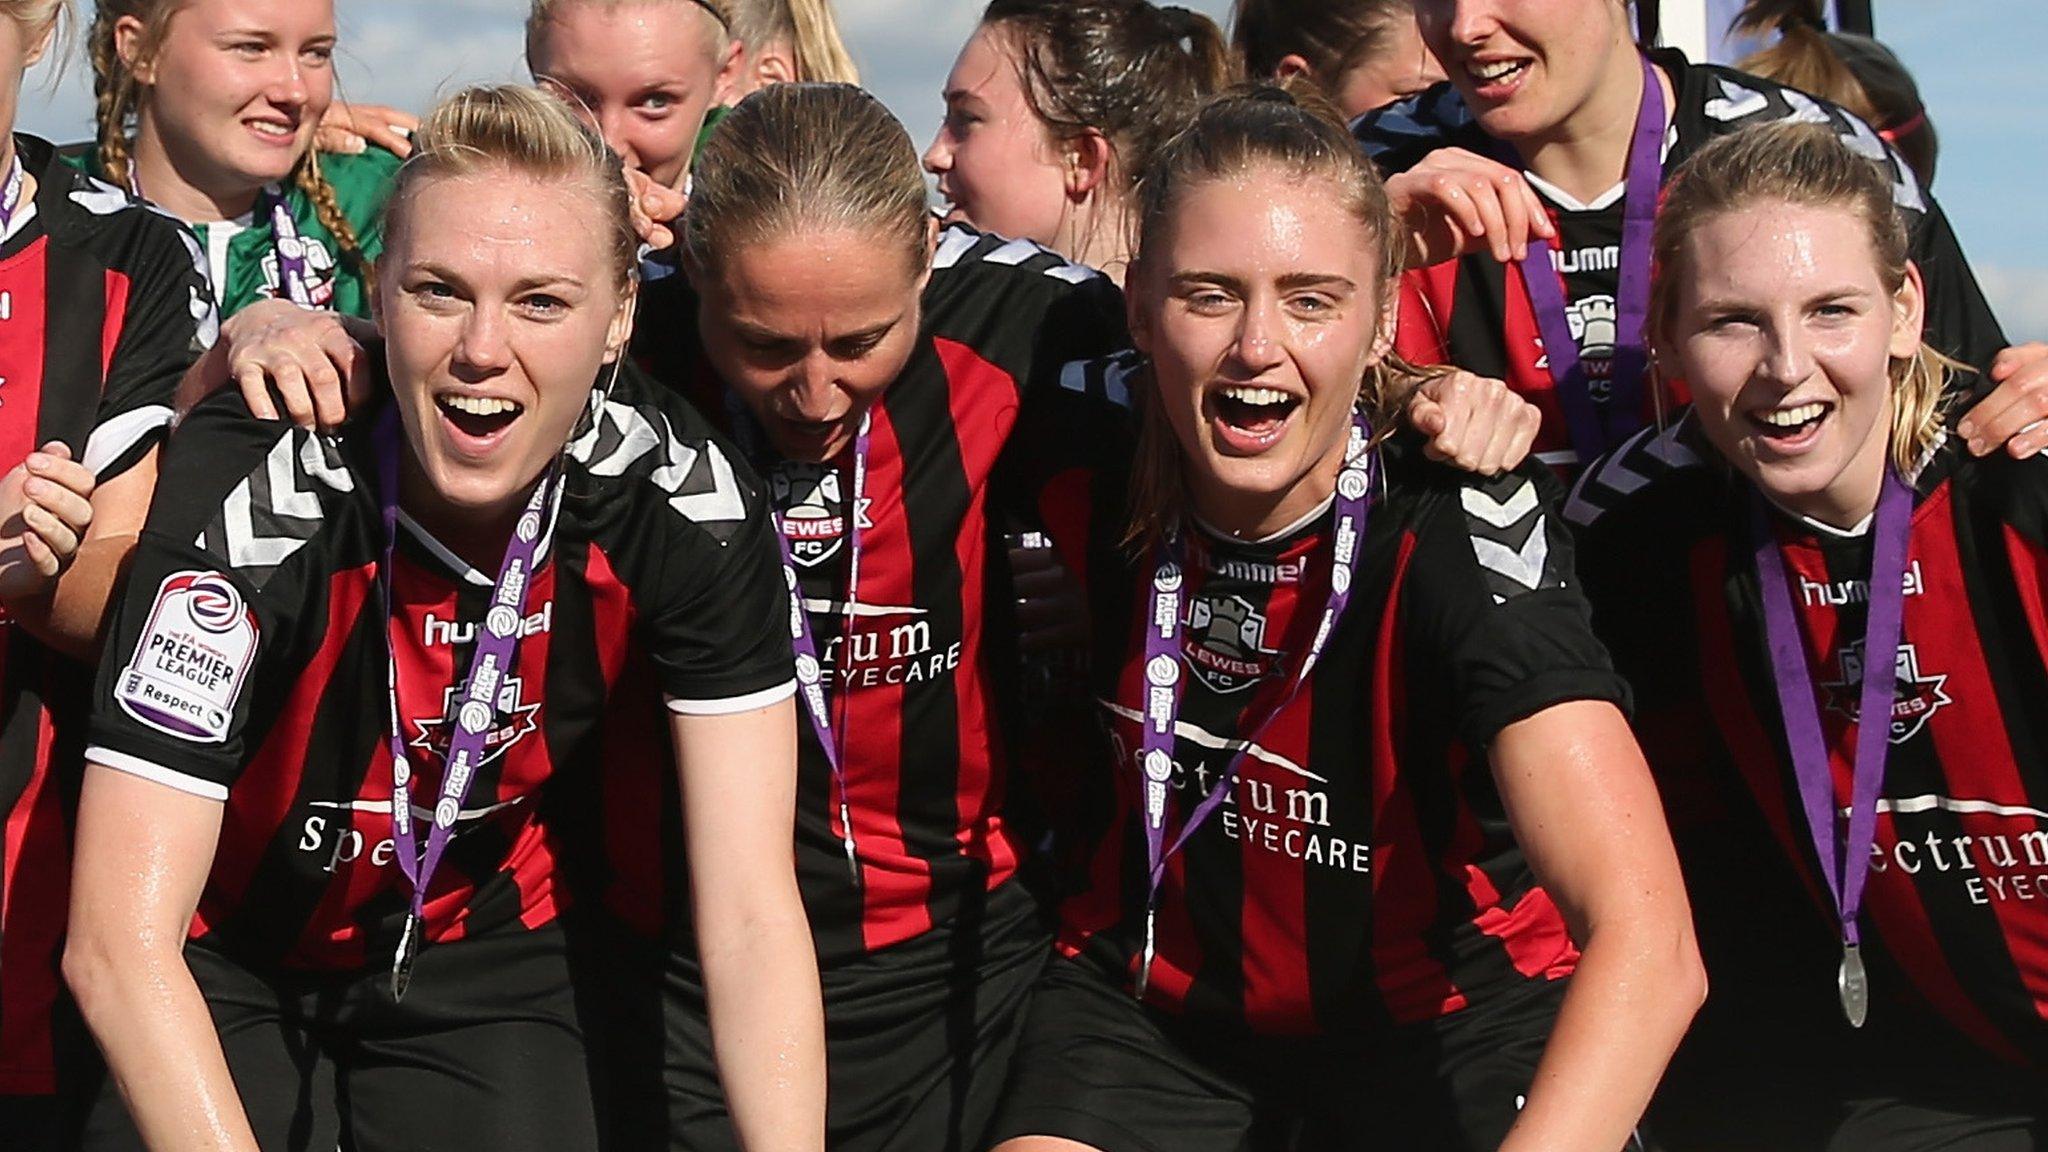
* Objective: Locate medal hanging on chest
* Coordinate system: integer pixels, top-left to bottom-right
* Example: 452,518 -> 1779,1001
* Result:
374,409 -> 562,1000
1131,414 -> 1376,999
1752,469 -> 1915,1028
1510,54 -> 1665,464
768,412 -> 869,888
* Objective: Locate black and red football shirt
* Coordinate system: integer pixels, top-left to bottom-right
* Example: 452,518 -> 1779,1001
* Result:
84,367 -> 794,974
1572,414 -> 2048,1072
1356,48 -> 2007,474
0,133 -> 211,1096
1059,434 -> 1628,1037
626,224 -> 1129,960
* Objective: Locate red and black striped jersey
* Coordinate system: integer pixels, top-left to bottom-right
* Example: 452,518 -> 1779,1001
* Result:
0,133 -> 211,1095
1571,415 -> 2048,1071
83,366 -> 794,974
1058,434 -> 1627,1037
625,225 -> 1129,960
1355,48 -> 2006,474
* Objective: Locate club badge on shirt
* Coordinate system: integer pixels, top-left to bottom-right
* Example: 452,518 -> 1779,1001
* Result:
116,571 -> 259,743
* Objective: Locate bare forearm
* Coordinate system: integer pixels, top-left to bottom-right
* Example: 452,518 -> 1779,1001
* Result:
3,534 -> 139,660
1495,924 -> 1703,1152
66,941 -> 259,1152
700,897 -> 827,1152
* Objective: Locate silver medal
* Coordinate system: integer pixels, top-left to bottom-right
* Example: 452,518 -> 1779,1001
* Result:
390,912 -> 421,1002
1837,941 -> 1869,1028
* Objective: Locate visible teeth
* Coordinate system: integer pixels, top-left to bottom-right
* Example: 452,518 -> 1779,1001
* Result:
1758,402 -> 1826,429
249,121 -> 293,138
1472,60 -> 1526,82
1219,385 -> 1294,407
441,395 -> 520,418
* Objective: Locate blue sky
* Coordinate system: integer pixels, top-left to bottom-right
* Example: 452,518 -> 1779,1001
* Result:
19,0 -> 2043,339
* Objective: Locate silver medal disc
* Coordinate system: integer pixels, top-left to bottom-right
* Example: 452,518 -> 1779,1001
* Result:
1837,942 -> 1869,1028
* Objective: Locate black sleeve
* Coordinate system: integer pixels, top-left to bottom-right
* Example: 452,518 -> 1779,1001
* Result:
1909,198 -> 2008,387
90,214 -> 215,482
85,403 -> 308,799
642,434 -> 798,714
1401,459 -> 1631,749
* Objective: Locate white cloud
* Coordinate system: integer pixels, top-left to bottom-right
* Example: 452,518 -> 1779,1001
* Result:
1975,265 -> 2048,346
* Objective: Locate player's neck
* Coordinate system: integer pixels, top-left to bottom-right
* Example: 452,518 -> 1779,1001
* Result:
398,454 -> 535,575
129,119 -> 264,224
1064,198 -> 1133,288
1517,53 -> 1671,207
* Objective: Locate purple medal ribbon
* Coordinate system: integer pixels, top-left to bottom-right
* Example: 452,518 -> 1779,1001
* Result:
1513,54 -> 1665,464
1752,469 -> 1915,1028
772,413 -> 869,888
264,190 -> 318,308
0,154 -> 27,236
1132,414 -> 1376,998
374,409 -> 562,1000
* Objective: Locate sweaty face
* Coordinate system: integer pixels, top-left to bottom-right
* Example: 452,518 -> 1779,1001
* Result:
923,23 -> 1072,246
531,0 -> 736,191
1133,169 -> 1394,538
379,172 -> 632,539
1413,0 -> 1630,145
1664,201 -> 1923,529
134,0 -> 336,196
692,227 -> 930,465
1327,14 -> 1447,118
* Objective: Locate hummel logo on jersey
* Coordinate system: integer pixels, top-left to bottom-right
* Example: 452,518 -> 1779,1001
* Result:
772,461 -> 850,568
1800,561 -> 1927,608
1823,639 -> 1953,744
1552,245 -> 1620,275
1461,476 -> 1565,603
422,603 -> 554,648
410,675 -> 541,771
199,431 -> 355,588
1183,594 -> 1284,695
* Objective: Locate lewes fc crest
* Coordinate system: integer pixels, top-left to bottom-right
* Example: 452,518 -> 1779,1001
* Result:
1182,594 -> 1283,695
772,461 -> 848,568
1565,294 -> 1618,400
1822,639 -> 1953,745
411,675 -> 541,771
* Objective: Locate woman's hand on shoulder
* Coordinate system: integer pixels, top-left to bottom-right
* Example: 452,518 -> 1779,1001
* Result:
1405,370 -> 1541,475
1384,146 -> 1556,269
317,101 -> 418,159
1959,342 -> 2048,458
0,442 -> 96,604
211,300 -> 377,431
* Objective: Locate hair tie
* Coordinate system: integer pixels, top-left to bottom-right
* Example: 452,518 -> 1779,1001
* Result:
1878,108 -> 1927,144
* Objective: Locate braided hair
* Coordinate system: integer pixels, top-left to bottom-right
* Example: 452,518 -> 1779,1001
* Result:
88,0 -> 369,276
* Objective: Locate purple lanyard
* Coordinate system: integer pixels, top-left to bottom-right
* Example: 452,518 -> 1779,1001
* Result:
1132,414 -> 1376,998
1513,54 -> 1665,464
129,169 -> 317,309
0,154 -> 26,235
374,409 -> 562,1000
773,413 -> 870,888
1751,469 -> 1914,1028
264,190 -> 317,308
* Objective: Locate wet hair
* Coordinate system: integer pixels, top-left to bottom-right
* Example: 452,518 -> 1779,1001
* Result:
1734,0 -> 1936,184
684,82 -> 929,278
1229,0 -> 1412,88
387,85 -> 638,296
1651,122 -> 1950,475
727,0 -> 857,84
1126,83 -> 1417,544
89,0 -> 367,276
980,0 -> 1230,201
524,0 -> 733,71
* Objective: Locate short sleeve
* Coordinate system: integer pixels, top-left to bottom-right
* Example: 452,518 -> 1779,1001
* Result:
88,214 -> 214,481
643,439 -> 798,716
1401,461 -> 1631,748
85,406 -> 308,799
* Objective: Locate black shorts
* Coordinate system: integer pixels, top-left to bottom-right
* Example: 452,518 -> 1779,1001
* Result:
77,922 -> 597,1152
990,955 -> 1569,1152
576,875 -> 1051,1152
